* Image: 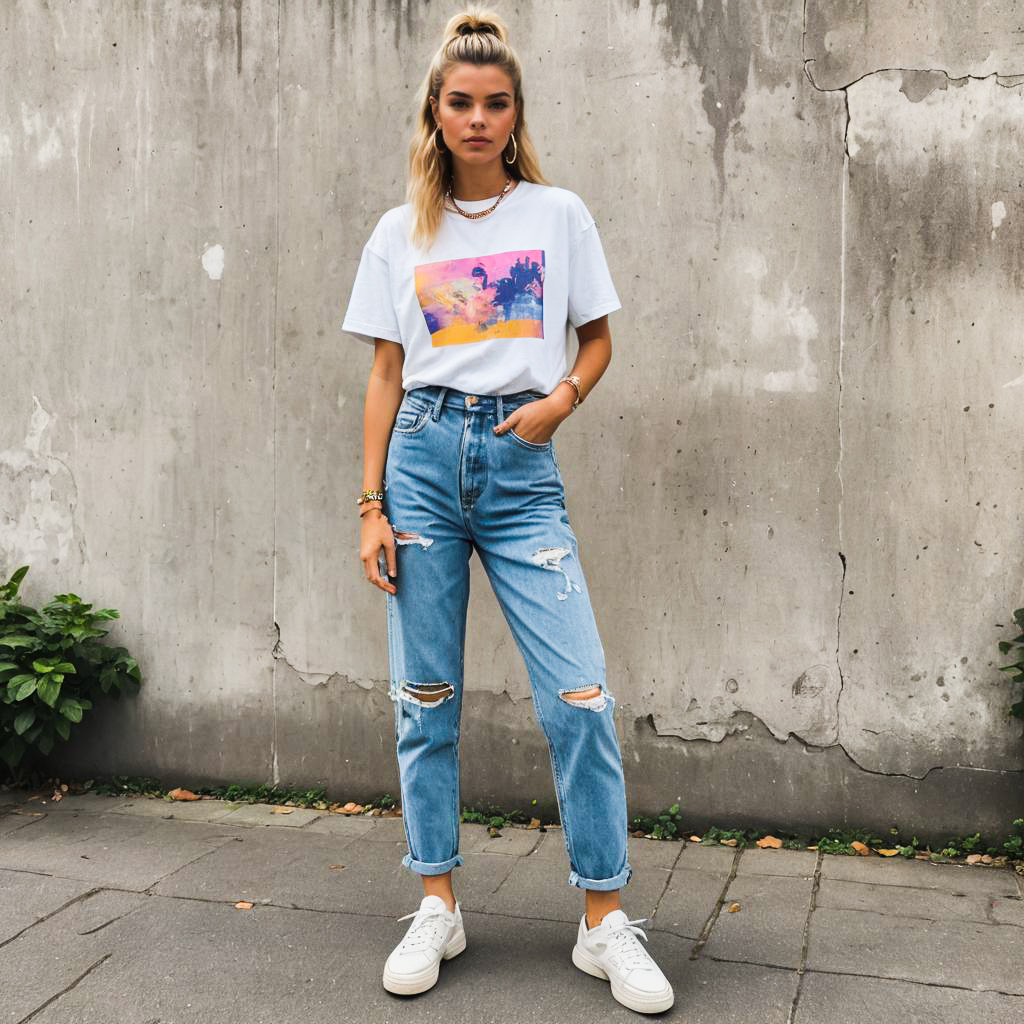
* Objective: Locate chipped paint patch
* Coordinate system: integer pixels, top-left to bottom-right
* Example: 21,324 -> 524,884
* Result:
0,396 -> 80,568
531,546 -> 581,600
991,200 -> 1007,240
201,243 -> 224,280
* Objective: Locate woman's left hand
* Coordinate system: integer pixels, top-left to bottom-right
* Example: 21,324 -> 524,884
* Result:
493,393 -> 573,445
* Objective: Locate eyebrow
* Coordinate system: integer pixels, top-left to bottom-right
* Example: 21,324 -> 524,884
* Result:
445,89 -> 512,99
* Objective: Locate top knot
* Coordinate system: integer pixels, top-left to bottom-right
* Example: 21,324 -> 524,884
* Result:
456,20 -> 496,36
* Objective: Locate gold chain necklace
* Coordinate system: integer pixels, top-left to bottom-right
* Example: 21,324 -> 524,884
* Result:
445,178 -> 515,219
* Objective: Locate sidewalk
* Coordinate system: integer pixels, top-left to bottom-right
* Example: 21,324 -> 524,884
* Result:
1,789 -> 1022,1023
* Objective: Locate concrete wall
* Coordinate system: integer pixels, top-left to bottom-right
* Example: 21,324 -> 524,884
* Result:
3,0 -> 1022,842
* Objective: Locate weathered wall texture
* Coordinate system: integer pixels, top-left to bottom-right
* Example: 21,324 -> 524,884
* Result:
3,1 -> 1022,841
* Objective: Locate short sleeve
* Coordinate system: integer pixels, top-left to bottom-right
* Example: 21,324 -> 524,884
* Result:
567,206 -> 622,329
341,220 -> 402,346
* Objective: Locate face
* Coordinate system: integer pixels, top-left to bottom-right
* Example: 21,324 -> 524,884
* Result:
429,63 -> 519,168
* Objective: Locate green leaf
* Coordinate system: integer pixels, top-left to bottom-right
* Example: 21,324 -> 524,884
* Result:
54,662 -> 76,674
13,708 -> 35,735
37,675 -> 61,708
53,716 -> 70,741
9,566 -> 30,587
37,732 -> 53,755
0,635 -> 37,649
31,659 -> 55,674
12,676 -> 38,700
0,661 -> 20,673
58,698 -> 83,723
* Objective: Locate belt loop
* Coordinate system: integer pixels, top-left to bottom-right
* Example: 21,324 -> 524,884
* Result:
431,387 -> 448,421
496,392 -> 504,424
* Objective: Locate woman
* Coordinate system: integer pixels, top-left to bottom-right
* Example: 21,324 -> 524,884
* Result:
342,7 -> 673,1014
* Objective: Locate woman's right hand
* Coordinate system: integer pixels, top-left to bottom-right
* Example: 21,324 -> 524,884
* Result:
360,509 -> 397,595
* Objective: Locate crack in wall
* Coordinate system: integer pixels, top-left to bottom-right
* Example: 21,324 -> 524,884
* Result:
641,710 -> 1024,781
271,621 -> 372,690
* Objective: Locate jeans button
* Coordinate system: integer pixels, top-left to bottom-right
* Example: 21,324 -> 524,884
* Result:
465,395 -> 478,406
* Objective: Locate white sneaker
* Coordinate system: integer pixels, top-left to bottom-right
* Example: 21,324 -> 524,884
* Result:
572,908 -> 674,1014
382,894 -> 466,995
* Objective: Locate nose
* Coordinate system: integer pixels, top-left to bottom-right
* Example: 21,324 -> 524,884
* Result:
470,105 -> 486,127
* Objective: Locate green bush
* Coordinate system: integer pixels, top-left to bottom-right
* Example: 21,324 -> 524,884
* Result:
997,607 -> 1024,719
0,566 -> 141,781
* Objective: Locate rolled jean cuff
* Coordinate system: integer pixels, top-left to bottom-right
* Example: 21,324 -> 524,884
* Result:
567,862 -> 633,891
402,852 -> 464,876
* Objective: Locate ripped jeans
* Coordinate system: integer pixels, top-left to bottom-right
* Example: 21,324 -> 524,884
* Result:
381,384 -> 632,891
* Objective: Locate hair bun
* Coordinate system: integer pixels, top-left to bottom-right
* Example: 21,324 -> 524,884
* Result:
456,20 -> 497,36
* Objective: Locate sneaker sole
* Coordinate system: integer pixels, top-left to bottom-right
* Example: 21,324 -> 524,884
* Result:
571,942 -> 674,1014
382,927 -> 467,995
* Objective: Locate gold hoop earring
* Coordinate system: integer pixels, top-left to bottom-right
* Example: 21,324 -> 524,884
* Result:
503,132 -> 518,165
433,126 -> 448,154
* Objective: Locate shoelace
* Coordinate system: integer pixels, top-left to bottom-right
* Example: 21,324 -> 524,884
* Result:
395,905 -> 452,953
604,916 -> 656,972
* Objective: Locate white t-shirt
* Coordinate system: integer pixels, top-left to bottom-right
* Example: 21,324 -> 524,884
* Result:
341,181 -> 621,395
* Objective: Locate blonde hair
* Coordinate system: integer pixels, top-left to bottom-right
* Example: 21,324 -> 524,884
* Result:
407,6 -> 548,250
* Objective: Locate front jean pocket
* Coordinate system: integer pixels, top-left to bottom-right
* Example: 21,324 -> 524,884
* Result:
508,427 -> 552,451
392,404 -> 431,434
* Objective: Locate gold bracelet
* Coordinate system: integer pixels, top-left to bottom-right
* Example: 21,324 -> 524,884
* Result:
558,375 -> 582,408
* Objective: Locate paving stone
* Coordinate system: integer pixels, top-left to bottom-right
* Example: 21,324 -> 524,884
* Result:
673,958 -> 799,1023
820,854 -> 1019,896
0,808 -> 47,837
322,814 -> 406,841
304,814 -> 378,839
796,968 -> 1024,1023
0,867 -> 95,943
106,796 -> 248,821
14,792 -> 117,815
817,876 -> 1021,925
651,866 -> 730,941
0,890 -> 146,1024
215,803 -> 324,828
473,837 -> 674,925
674,841 -> 739,873
151,827 -> 517,919
703,873 -> 814,969
736,847 -> 818,877
807,906 -> 1024,994
2,896 -> 702,1024
0,811 -> 239,890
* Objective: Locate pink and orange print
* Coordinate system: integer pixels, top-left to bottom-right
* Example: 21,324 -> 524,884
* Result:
415,249 -> 545,346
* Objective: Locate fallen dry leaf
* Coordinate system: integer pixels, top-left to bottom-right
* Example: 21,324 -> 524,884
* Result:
168,788 -> 200,801
966,854 -> 982,865
328,863 -> 345,871
721,838 -> 738,847
527,818 -> 541,829
689,835 -> 702,842
851,841 -> 872,856
342,802 -> 358,812
271,806 -> 294,815
50,790 -> 63,802
877,849 -> 901,857
807,845 -> 818,851
728,902 -> 741,913
981,855 -> 993,864
756,835 -> 783,849
234,901 -> 254,910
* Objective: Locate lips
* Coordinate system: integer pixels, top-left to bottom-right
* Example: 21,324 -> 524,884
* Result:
465,137 -> 490,143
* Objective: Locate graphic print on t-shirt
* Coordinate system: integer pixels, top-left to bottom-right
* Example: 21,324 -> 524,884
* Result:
414,249 -> 545,347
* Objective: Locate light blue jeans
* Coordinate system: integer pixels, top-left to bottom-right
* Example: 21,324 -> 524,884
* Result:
381,384 -> 632,891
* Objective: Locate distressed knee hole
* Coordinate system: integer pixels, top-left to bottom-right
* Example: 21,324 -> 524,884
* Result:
559,684 -> 611,712
399,681 -> 455,707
